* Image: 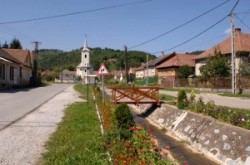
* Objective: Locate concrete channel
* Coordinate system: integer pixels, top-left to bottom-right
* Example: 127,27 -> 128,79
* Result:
131,111 -> 219,165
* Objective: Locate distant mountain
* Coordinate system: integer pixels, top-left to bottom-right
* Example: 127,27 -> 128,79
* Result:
38,47 -> 156,72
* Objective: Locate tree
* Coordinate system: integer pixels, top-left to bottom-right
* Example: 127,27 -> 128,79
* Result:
199,51 -> 230,79
176,65 -> 194,79
240,62 -> 250,78
9,38 -> 22,49
2,41 -> 9,48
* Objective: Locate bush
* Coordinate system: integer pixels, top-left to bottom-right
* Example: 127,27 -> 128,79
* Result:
177,90 -> 188,109
188,90 -> 196,110
114,103 -> 135,139
195,96 -> 205,113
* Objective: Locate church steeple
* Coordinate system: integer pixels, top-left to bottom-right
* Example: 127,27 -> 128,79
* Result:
82,35 -> 89,51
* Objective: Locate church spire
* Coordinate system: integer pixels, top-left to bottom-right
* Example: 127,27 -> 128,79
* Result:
84,35 -> 88,49
82,35 -> 89,51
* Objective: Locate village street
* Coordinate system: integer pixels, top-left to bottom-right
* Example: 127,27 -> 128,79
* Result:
160,90 -> 250,110
0,84 -> 82,165
0,84 -> 71,130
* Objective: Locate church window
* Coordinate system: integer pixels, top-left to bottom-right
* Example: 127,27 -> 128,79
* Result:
85,70 -> 86,72
85,54 -> 87,58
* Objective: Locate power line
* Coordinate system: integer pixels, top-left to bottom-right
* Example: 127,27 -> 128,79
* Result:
179,33 -> 228,52
235,14 -> 250,29
0,0 -> 152,25
151,0 -> 240,55
153,15 -> 229,54
128,0 -> 231,49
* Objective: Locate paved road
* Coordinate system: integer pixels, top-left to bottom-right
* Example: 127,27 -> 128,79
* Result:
0,84 -> 71,130
160,90 -> 250,110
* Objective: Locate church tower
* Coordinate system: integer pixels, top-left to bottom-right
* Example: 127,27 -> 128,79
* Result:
81,37 -> 89,66
80,37 -> 90,77
76,36 -> 96,84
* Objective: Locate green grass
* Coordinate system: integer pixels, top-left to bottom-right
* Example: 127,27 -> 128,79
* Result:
40,85 -> 110,165
163,87 -> 200,93
160,94 -> 177,105
219,92 -> 250,98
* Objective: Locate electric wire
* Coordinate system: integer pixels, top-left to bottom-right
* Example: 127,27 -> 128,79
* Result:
151,0 -> 240,55
152,15 -> 229,54
235,14 -> 250,29
0,0 -> 152,25
179,33 -> 228,53
128,0 -> 231,49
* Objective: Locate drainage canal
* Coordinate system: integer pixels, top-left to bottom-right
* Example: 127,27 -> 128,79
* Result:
131,111 -> 219,165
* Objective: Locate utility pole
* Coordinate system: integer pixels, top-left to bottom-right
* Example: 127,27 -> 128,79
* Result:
124,45 -> 129,83
31,41 -> 41,86
146,53 -> 149,85
230,13 -> 236,94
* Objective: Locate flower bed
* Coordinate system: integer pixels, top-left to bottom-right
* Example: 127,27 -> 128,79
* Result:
92,86 -> 175,165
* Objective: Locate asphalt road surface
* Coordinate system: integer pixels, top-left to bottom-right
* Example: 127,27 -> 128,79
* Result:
0,84 -> 71,130
160,90 -> 250,110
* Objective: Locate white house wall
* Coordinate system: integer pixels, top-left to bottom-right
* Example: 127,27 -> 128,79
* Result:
21,66 -> 32,86
195,60 -> 206,76
135,70 -> 144,78
0,60 -> 20,87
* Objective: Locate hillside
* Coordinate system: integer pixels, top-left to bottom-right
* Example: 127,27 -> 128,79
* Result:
38,47 -> 156,72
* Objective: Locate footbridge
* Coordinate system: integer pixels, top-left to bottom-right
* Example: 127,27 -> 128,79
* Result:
108,86 -> 163,106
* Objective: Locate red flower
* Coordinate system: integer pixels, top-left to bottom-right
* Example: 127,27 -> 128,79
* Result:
165,145 -> 171,150
182,162 -> 188,165
129,127 -> 135,131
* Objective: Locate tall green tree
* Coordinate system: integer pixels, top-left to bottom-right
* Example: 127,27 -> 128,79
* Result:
199,51 -> 230,79
9,38 -> 22,49
176,65 -> 194,79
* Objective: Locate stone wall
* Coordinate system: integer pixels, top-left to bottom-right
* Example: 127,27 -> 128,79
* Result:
131,104 -> 250,165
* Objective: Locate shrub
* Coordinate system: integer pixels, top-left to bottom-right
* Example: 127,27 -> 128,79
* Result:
205,100 -> 216,117
188,90 -> 196,110
114,103 -> 135,139
177,90 -> 188,109
195,97 -> 205,113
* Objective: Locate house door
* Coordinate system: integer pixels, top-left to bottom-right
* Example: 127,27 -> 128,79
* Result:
14,68 -> 19,85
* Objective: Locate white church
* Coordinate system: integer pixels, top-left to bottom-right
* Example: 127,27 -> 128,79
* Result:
76,37 -> 97,84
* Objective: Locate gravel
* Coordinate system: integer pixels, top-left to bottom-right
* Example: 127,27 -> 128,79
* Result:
0,85 -> 83,165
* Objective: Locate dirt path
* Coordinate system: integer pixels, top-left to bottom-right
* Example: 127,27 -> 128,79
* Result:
0,85 -> 83,165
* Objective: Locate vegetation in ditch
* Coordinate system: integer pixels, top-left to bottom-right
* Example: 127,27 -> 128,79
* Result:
188,90 -> 250,130
92,85 -> 175,165
40,84 -> 109,165
177,90 -> 188,109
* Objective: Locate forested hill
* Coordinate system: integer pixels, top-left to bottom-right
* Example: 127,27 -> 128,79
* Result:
38,48 -> 156,72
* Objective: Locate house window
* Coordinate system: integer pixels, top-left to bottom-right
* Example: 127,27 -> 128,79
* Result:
10,66 -> 14,81
85,70 -> 86,72
0,63 -> 5,80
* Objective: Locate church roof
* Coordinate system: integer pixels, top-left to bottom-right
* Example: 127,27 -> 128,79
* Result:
82,36 -> 89,51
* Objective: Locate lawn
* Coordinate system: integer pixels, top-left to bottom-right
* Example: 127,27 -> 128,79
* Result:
40,85 -> 110,165
219,92 -> 250,98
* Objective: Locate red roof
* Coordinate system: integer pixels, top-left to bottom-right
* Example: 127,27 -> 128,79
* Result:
110,70 -> 126,76
2,48 -> 32,68
156,53 -> 196,69
194,28 -> 250,60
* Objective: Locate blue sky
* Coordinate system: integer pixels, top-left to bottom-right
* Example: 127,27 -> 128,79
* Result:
0,0 -> 249,56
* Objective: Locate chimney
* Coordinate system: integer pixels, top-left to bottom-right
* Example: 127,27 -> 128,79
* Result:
235,28 -> 241,33
161,51 -> 164,57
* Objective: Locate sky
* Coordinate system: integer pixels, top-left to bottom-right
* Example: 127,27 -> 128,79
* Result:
0,0 -> 250,56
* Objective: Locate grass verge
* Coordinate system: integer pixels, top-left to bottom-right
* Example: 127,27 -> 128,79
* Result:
160,94 -> 177,105
219,92 -> 250,98
40,85 -> 109,165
